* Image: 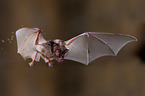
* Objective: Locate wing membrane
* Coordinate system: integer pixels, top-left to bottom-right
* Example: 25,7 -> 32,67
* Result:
16,28 -> 46,61
64,32 -> 137,65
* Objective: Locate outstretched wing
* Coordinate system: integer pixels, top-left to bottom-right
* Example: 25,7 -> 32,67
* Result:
16,27 -> 46,62
64,32 -> 137,65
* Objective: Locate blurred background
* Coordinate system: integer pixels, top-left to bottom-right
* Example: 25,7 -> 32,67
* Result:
0,0 -> 144,96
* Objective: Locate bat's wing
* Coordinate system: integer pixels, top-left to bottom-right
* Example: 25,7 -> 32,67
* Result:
16,28 -> 46,62
64,32 -> 137,65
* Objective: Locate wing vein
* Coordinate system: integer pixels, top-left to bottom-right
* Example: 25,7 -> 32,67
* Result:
88,33 -> 115,55
19,32 -> 36,53
86,34 -> 89,64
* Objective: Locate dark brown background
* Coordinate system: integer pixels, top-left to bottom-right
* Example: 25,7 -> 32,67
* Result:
0,0 -> 144,96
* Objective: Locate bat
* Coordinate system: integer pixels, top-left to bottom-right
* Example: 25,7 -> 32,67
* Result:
16,27 -> 137,67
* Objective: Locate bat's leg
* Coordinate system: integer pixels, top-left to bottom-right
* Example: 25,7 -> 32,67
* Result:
34,29 -> 41,45
40,54 -> 53,67
40,54 -> 49,62
29,52 -> 38,66
47,59 -> 53,67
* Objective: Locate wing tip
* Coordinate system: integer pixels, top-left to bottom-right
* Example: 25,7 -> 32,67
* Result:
114,36 -> 137,56
133,36 -> 137,42
125,34 -> 137,42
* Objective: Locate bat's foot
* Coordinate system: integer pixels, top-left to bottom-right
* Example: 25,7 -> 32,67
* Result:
29,61 -> 34,67
48,62 -> 53,67
45,58 -> 53,67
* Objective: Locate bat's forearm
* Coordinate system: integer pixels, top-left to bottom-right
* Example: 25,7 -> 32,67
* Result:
34,29 -> 41,45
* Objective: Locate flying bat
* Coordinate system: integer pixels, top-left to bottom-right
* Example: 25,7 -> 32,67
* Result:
16,27 -> 137,67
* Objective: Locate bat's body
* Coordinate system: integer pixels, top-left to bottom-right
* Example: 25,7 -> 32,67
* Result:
16,28 -> 137,67
39,40 -> 68,66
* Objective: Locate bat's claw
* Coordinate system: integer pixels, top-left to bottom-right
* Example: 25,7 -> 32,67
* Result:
29,61 -> 34,67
